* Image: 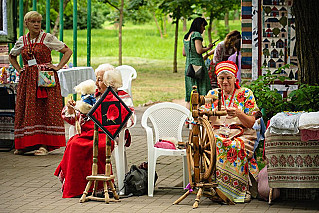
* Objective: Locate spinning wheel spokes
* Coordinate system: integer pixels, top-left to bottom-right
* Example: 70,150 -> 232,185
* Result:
187,117 -> 216,182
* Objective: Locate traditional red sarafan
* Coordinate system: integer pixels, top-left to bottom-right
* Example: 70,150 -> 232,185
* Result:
14,32 -> 65,151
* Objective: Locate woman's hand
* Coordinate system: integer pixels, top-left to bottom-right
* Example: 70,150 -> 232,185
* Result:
46,63 -> 60,71
207,43 -> 214,50
67,98 -> 76,115
226,107 -> 239,118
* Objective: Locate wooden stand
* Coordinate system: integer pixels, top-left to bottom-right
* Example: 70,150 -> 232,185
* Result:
79,124 -> 120,203
173,86 -> 234,208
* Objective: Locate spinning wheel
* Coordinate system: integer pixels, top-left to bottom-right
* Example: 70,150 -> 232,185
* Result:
173,86 -> 235,208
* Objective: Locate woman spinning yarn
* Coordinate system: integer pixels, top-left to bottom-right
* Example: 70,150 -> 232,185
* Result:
202,60 -> 259,203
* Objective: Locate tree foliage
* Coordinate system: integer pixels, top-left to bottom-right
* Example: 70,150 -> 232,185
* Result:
200,0 -> 241,42
63,1 -> 110,29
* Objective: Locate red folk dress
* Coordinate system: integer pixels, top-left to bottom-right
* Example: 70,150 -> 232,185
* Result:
54,111 -> 112,198
12,32 -> 65,151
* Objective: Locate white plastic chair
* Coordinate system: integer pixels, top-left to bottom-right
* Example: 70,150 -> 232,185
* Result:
116,65 -> 137,100
141,102 -> 191,197
112,65 -> 137,194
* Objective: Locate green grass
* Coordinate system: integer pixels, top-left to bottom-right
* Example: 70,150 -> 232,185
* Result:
51,19 -> 241,106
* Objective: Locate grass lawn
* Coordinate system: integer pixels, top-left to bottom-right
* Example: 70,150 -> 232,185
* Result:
52,19 -> 241,106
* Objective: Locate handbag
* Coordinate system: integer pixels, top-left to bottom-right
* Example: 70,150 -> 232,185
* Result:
186,36 -> 204,79
186,64 -> 203,79
38,71 -> 56,87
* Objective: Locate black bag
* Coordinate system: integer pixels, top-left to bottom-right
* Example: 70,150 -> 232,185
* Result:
123,165 -> 148,196
186,64 -> 204,79
0,87 -> 15,151
123,163 -> 158,196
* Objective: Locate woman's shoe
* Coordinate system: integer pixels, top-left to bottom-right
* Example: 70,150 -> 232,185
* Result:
34,147 -> 49,156
244,191 -> 251,203
14,149 -> 25,155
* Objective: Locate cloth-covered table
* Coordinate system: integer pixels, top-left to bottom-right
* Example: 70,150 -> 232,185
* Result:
57,67 -> 96,97
265,129 -> 319,188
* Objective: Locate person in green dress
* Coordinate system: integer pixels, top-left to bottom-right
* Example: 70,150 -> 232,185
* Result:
183,17 -> 214,110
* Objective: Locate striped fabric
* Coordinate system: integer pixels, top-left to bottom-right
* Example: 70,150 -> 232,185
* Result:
241,0 -> 253,80
215,60 -> 238,76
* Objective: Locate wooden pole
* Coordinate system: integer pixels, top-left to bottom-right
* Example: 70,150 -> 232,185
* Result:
191,86 -> 200,183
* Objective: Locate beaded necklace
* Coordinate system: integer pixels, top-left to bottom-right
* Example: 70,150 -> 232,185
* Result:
27,32 -> 40,56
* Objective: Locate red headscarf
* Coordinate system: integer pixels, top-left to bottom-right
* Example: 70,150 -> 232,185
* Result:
215,60 -> 240,89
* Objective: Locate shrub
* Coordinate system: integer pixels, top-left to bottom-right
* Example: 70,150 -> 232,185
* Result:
287,84 -> 319,112
243,66 -> 289,122
243,65 -> 319,123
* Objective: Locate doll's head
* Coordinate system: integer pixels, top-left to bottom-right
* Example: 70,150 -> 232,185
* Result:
74,79 -> 96,114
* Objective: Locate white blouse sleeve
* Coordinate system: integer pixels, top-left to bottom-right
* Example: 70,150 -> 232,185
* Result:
43,33 -> 66,52
9,36 -> 24,56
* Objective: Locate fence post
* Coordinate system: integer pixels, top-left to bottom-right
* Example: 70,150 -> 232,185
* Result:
87,0 -> 91,67
59,0 -> 64,60
32,0 -> 36,11
73,0 -> 77,67
18,0 -> 23,66
46,0 -> 50,33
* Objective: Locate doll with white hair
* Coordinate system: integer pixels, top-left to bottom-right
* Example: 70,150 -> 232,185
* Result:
55,63 -> 136,199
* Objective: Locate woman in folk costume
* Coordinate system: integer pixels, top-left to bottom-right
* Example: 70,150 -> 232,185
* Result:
9,11 -> 72,155
54,64 -> 135,198
201,60 -> 259,202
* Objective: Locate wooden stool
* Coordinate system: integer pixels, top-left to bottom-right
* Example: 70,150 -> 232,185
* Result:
79,124 -> 120,203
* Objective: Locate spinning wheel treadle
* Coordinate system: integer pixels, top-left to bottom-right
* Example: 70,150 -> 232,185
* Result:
173,86 -> 234,208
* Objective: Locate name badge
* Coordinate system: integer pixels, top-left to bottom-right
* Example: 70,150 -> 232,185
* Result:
28,59 -> 37,66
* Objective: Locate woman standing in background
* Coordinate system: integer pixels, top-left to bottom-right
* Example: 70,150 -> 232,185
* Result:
9,11 -> 72,155
209,30 -> 241,88
183,17 -> 214,110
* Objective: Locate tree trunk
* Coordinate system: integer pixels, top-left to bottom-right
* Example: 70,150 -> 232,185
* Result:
173,18 -> 179,73
207,13 -> 213,43
118,0 -> 124,65
224,12 -> 229,32
52,0 -> 71,37
292,0 -> 319,85
163,15 -> 167,36
153,12 -> 163,38
234,9 -> 239,21
183,18 -> 187,31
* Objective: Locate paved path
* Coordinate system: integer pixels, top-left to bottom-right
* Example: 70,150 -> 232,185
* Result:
1,104 -> 319,212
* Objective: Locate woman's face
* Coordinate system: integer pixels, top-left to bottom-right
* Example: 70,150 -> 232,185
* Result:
200,23 -> 206,34
95,70 -> 107,94
217,72 -> 236,94
26,18 -> 42,35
